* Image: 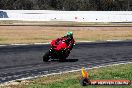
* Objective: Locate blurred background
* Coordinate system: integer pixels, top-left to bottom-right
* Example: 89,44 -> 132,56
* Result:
0,0 -> 132,11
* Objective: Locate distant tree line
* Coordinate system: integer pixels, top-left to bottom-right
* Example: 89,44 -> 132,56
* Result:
0,0 -> 132,11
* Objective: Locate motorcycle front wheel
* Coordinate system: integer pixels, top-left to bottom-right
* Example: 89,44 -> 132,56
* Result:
43,51 -> 50,62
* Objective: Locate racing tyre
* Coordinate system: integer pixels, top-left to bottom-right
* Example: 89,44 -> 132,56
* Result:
43,51 -> 50,62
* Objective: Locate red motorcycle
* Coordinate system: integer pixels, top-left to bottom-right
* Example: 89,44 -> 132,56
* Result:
43,39 -> 75,62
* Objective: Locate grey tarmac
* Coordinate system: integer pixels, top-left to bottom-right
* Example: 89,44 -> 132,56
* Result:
0,41 -> 132,83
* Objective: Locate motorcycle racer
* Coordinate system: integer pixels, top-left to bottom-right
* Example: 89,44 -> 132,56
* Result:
43,32 -> 75,62
51,31 -> 75,51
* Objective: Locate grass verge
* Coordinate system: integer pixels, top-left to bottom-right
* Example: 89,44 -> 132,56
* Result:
1,20 -> 132,26
0,26 -> 132,44
2,63 -> 132,88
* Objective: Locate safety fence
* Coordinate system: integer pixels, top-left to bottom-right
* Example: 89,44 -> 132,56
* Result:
0,10 -> 132,22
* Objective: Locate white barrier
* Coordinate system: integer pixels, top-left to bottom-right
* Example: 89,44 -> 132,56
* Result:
0,10 -> 132,22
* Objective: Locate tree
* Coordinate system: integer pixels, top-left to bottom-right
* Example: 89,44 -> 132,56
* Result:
63,0 -> 78,10
37,0 -> 54,10
0,0 -> 132,10
51,0 -> 64,10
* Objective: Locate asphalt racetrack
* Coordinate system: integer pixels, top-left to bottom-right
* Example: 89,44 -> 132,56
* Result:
0,41 -> 132,83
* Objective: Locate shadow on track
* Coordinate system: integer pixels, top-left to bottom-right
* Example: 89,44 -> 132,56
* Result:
62,59 -> 78,62
49,59 -> 78,62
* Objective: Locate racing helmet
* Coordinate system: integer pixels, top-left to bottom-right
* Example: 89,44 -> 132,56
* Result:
66,31 -> 73,41
67,31 -> 73,36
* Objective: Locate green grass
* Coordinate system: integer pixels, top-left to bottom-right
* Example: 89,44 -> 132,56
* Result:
0,37 -> 8,42
28,64 -> 132,88
5,63 -> 131,88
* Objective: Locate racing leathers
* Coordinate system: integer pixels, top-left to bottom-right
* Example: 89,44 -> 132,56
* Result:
51,36 -> 75,51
